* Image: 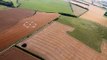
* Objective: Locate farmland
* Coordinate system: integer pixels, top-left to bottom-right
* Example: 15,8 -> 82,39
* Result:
17,22 -> 105,60
0,9 -> 59,51
57,15 -> 107,52
17,0 -> 73,14
1,0 -> 107,52
0,0 -> 107,60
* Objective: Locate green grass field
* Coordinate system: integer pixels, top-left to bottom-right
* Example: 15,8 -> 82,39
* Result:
57,16 -> 107,52
17,0 -> 73,14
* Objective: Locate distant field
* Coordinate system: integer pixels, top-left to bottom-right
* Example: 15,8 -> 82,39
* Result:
57,16 -> 107,52
17,0 -> 73,14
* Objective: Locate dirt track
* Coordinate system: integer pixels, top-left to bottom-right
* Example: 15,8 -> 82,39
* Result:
17,22 -> 107,60
80,5 -> 107,27
0,12 -> 60,52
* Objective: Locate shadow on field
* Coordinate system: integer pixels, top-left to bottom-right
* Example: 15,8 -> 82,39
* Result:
59,12 -> 77,18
